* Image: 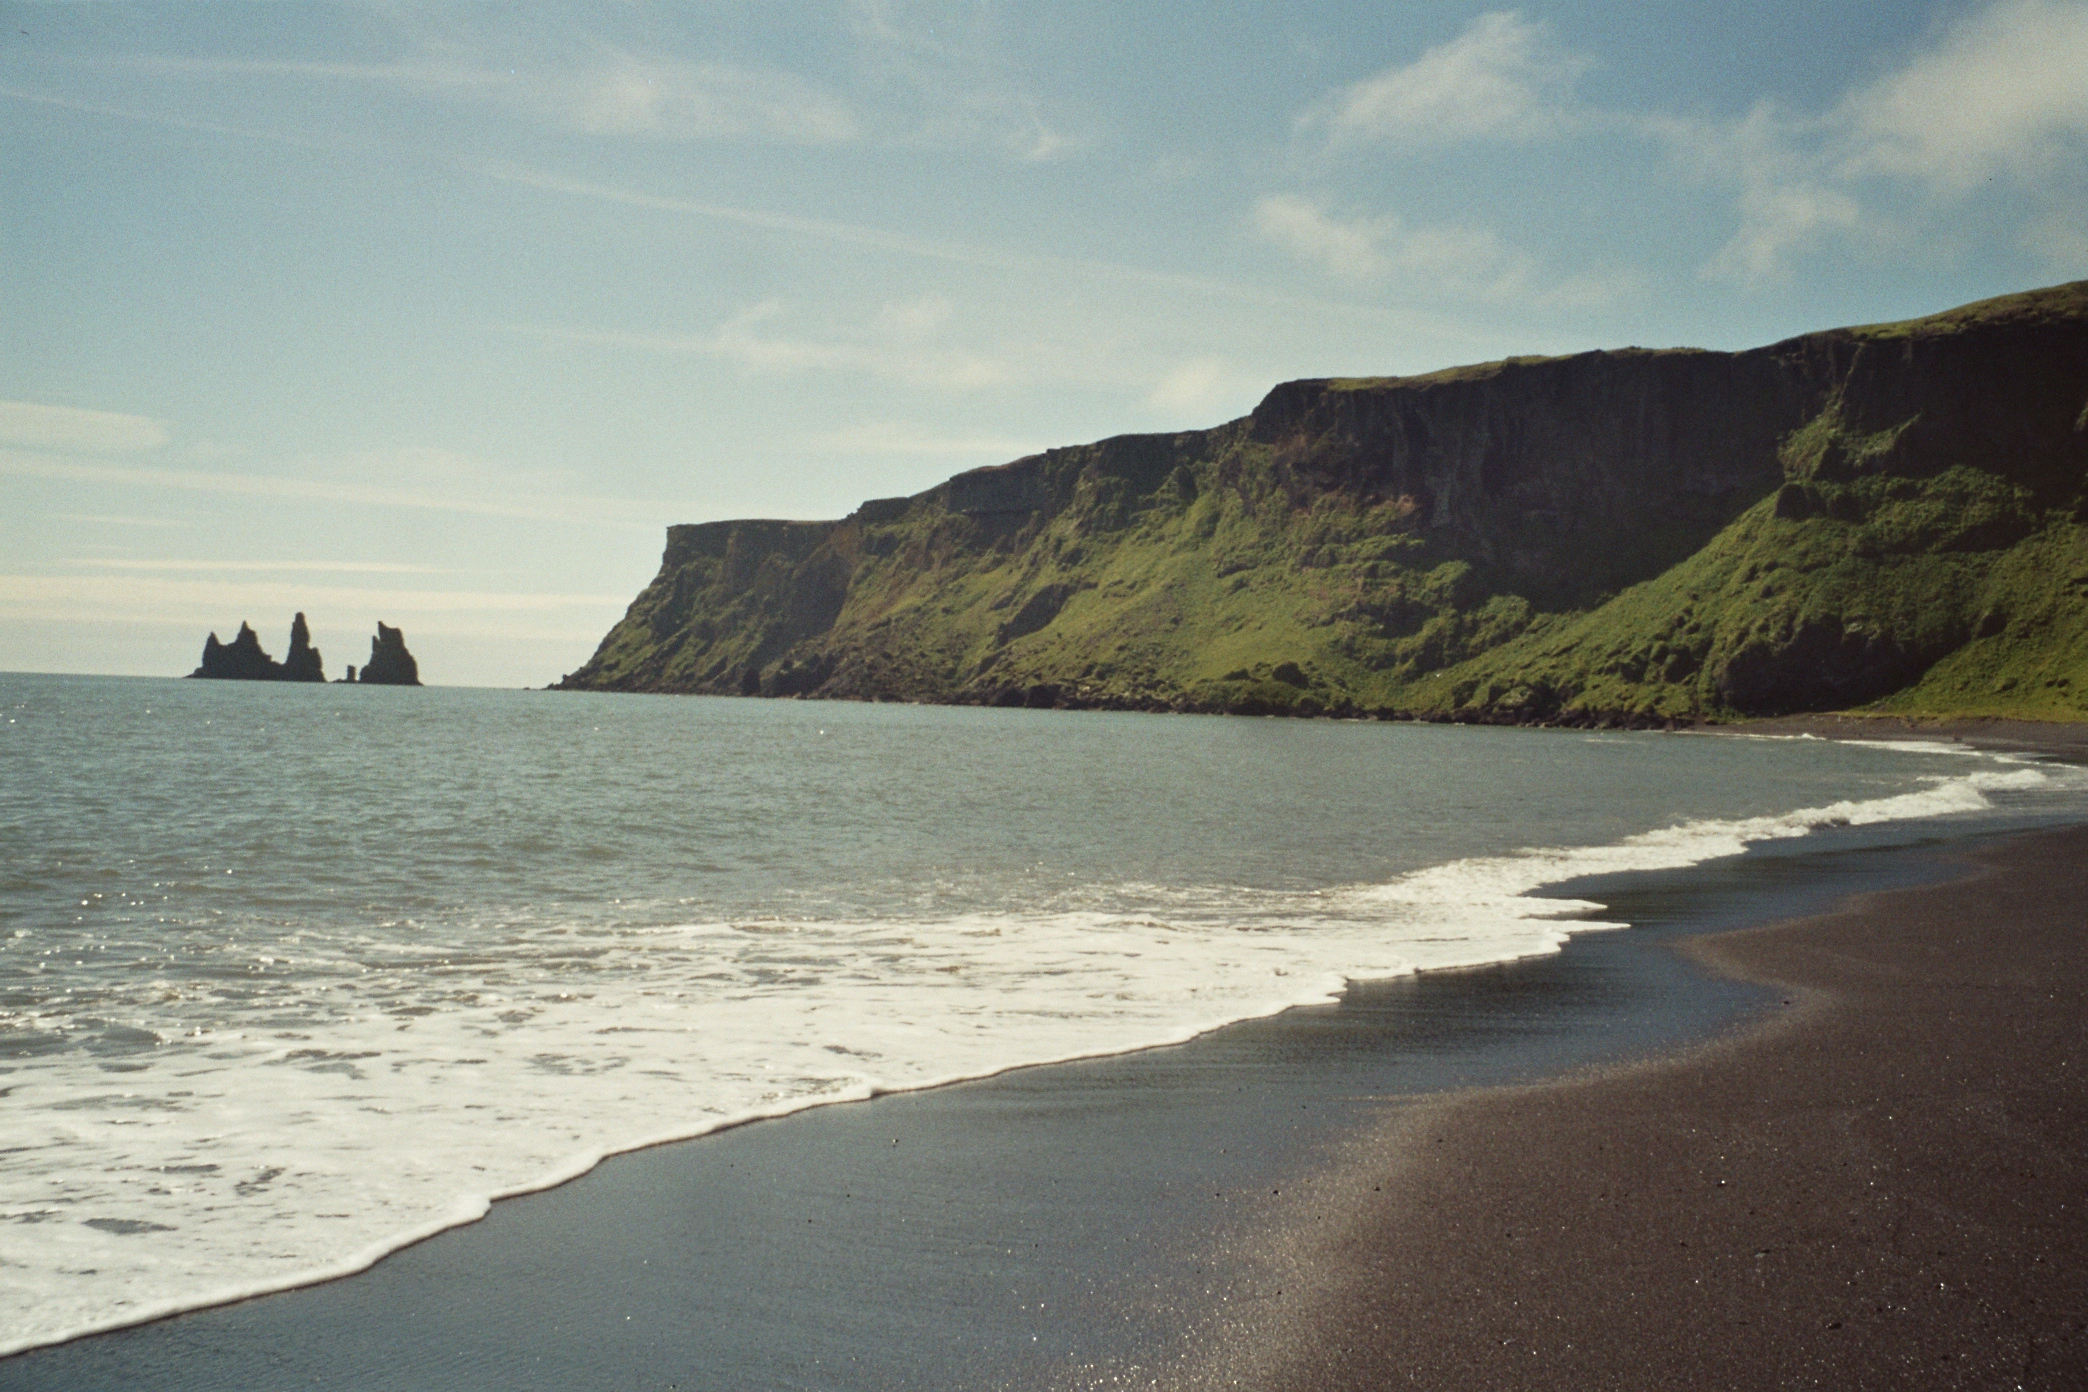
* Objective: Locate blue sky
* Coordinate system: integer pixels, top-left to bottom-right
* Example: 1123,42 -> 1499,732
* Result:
5,1 -> 2086,686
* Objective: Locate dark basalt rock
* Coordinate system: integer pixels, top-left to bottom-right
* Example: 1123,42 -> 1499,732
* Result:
1710,619 -> 1930,716
550,280 -> 2088,721
189,614 -> 325,682
281,612 -> 324,683
356,623 -> 421,686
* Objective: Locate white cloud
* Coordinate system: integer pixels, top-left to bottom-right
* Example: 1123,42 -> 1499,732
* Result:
1652,1 -> 2088,280
1251,195 -> 1636,309
0,401 -> 169,453
1709,176 -> 1864,283
1306,11 -> 1588,145
1146,359 -> 1264,417
1289,2 -> 2088,284
1837,0 -> 2088,191
1253,195 -> 1396,280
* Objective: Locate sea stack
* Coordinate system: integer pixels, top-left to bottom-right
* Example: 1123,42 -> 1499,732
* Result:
281,612 -> 324,683
189,614 -> 325,682
356,623 -> 422,686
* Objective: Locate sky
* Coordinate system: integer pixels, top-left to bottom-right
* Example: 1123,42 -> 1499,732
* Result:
4,1 -> 2087,687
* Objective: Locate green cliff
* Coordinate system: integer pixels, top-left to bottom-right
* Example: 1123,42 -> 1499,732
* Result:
559,282 -> 2088,725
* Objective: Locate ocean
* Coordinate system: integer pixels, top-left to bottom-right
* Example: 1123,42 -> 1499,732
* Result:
3,671 -> 2084,1364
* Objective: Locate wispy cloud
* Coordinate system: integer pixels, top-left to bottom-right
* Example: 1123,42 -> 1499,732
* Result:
0,575 -> 626,614
70,53 -> 503,91
715,300 -> 1011,388
1252,195 -> 1636,308
1661,0 -> 2088,279
0,401 -> 170,453
1656,106 -> 1864,283
1287,1 -> 2088,283
843,0 -> 1088,160
1145,358 -> 1267,418
2,451 -> 664,529
52,513 -> 190,529
0,94 -> 1468,337
1836,0 -> 2088,191
0,576 -> 628,648
506,299 -> 1015,393
41,10 -> 1087,156
1303,11 -> 1589,146
1253,195 -> 1396,280
0,81 -> 364,152
479,161 -> 1043,276
482,163 -> 1480,338
68,559 -> 471,575
551,53 -> 860,142
47,38 -> 864,147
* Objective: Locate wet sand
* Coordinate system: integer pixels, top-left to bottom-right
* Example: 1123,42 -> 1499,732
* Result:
1716,710 -> 2088,760
1178,823 -> 2088,1391
5,812 -> 2081,1389
3,822 -> 1995,1391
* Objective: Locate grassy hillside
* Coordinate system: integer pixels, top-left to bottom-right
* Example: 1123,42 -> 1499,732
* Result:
562,281 -> 2088,725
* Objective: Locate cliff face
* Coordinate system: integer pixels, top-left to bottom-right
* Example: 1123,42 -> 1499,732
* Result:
559,282 -> 2088,723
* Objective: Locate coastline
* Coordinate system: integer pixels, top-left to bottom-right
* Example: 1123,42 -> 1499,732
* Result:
4,806 -> 2070,1388
13,687 -> 2068,1369
1165,821 -> 2088,1391
1714,711 -> 2088,760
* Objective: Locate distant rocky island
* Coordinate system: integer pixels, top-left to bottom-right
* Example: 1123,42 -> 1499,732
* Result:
189,614 -> 422,686
557,280 -> 2088,726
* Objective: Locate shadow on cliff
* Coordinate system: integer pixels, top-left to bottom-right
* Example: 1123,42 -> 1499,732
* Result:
557,281 -> 2088,726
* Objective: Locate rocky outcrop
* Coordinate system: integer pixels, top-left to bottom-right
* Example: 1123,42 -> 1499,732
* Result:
355,623 -> 421,685
281,612 -> 324,683
557,282 -> 2088,723
189,614 -> 326,682
186,615 -> 425,687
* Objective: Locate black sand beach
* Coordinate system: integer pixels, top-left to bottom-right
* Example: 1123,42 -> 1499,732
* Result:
4,788 -> 2083,1389
1169,822 -> 2088,1391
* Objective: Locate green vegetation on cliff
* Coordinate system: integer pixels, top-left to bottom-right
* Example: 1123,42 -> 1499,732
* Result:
561,282 -> 2088,725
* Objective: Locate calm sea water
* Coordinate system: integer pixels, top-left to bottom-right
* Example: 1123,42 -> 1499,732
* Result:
3,672 -> 2082,1356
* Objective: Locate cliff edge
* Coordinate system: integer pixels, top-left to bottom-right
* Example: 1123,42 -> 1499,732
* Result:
558,281 -> 2088,724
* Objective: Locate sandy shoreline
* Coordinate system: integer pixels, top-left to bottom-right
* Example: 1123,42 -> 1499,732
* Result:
6,747 -> 2083,1389
1717,711 -> 2088,760
1171,822 -> 2088,1390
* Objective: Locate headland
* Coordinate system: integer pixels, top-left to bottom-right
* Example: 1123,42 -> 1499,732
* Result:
559,281 -> 2088,729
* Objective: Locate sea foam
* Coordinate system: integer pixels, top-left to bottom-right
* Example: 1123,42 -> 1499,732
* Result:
3,749 -> 2076,1358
